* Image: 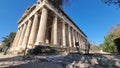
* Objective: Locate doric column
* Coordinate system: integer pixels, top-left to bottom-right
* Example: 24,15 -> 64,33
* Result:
78,34 -> 81,48
22,20 -> 32,49
12,28 -> 20,47
74,31 -> 76,43
35,7 -> 48,45
62,21 -> 66,47
75,31 -> 78,42
17,23 -> 27,47
77,32 -> 79,42
53,15 -> 57,45
10,28 -> 20,51
15,26 -> 23,47
51,27 -> 53,43
28,13 -> 39,48
81,37 -> 83,49
72,29 -> 75,47
68,25 -> 72,47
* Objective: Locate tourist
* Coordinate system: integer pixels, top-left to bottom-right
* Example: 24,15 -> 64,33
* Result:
75,42 -> 80,53
85,42 -> 90,54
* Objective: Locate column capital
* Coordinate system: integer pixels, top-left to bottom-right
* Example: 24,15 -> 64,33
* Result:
61,20 -> 65,23
28,19 -> 31,22
35,12 -> 40,15
53,14 -> 58,18
68,25 -> 71,29
41,6 -> 47,11
18,27 -> 21,30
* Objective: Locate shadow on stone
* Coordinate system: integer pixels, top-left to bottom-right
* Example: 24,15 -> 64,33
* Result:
27,45 -> 64,55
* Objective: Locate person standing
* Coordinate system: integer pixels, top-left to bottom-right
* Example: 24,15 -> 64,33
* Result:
75,42 -> 80,53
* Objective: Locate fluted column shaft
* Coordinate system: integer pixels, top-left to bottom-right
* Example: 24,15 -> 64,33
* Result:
15,26 -> 23,47
75,31 -> 78,42
12,28 -> 20,47
72,29 -> 75,47
62,22 -> 66,47
22,20 -> 32,48
28,14 -> 39,48
76,32 -> 79,42
53,15 -> 57,45
18,23 -> 27,47
78,34 -> 81,48
68,25 -> 72,47
35,7 -> 48,45
10,28 -> 20,51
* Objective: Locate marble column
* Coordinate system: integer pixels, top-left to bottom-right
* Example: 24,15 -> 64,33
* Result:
22,20 -> 32,49
74,31 -> 76,44
28,13 -> 39,48
77,33 -> 79,42
10,28 -> 20,51
81,37 -> 83,49
15,26 -> 23,47
68,25 -> 72,47
53,15 -> 57,45
62,22 -> 66,47
72,29 -> 75,47
35,7 -> 48,45
75,31 -> 78,43
17,23 -> 27,47
78,34 -> 81,48
12,28 -> 20,47
51,26 -> 53,43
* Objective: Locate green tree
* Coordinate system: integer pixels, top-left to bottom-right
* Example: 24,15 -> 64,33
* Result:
2,32 -> 16,47
114,38 -> 120,53
101,34 -> 117,53
100,24 -> 120,53
111,24 -> 120,53
111,24 -> 120,39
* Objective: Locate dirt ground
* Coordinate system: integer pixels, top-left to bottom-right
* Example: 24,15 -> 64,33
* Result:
0,52 -> 120,68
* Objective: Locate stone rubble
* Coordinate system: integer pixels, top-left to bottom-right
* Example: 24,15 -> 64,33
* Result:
0,53 -> 120,68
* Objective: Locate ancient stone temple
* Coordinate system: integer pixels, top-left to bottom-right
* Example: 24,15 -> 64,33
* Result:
9,0 -> 87,54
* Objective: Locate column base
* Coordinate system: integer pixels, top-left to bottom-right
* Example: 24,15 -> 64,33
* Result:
27,45 -> 33,49
34,42 -> 39,45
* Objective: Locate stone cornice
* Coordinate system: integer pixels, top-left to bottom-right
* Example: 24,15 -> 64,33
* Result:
18,2 -> 45,28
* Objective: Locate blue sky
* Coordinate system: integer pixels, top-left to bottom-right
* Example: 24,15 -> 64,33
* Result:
0,0 -> 120,45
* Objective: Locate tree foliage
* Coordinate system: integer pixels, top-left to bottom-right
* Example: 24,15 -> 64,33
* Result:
101,34 -> 117,53
100,24 -> 120,53
111,24 -> 120,39
102,0 -> 120,7
111,24 -> 120,53
1,32 -> 16,52
2,32 -> 16,45
114,38 -> 120,53
47,0 -> 69,9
